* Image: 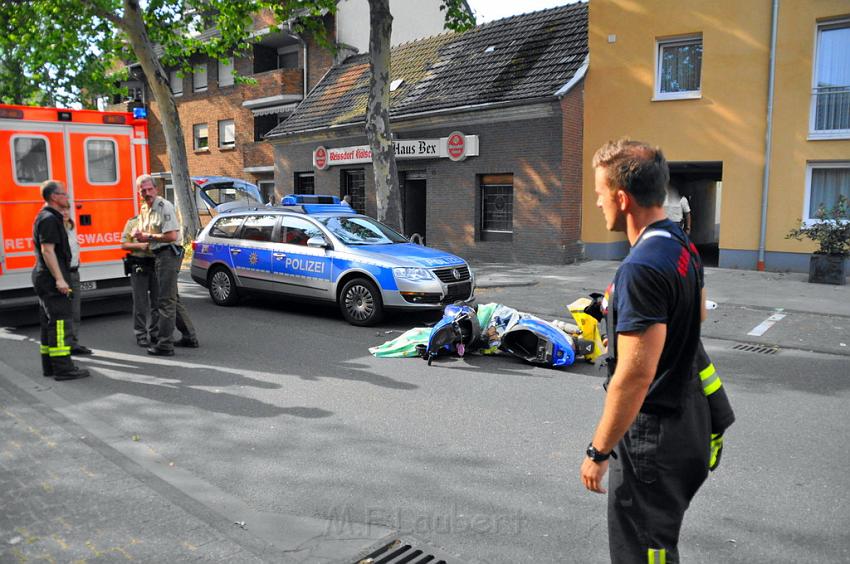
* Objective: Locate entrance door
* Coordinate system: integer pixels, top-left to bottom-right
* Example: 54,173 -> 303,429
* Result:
67,123 -> 137,267
402,171 -> 426,244
669,162 -> 723,267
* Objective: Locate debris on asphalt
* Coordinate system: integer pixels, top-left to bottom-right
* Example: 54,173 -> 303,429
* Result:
234,521 -> 247,529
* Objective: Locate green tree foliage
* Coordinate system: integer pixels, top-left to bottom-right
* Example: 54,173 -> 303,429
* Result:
0,0 -> 474,235
0,0 -> 125,107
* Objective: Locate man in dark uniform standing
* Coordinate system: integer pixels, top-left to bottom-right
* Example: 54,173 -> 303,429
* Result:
32,180 -> 90,381
580,139 -> 709,563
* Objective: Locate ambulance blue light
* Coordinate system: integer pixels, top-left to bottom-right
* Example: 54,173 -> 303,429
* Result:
132,107 -> 147,119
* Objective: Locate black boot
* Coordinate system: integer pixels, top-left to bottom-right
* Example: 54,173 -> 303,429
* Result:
51,356 -> 90,381
41,354 -> 53,377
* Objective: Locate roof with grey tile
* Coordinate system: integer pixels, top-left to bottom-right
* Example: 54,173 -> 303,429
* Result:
266,2 -> 587,138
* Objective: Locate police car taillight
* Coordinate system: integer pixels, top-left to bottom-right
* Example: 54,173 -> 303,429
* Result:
192,241 -> 199,252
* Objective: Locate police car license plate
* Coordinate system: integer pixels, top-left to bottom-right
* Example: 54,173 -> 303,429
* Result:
80,281 -> 97,291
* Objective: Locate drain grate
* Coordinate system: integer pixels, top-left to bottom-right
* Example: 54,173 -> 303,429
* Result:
355,536 -> 465,564
731,343 -> 779,355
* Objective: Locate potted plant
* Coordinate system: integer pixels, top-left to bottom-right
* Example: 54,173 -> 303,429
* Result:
786,195 -> 850,285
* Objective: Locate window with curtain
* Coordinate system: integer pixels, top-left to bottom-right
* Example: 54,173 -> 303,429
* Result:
656,35 -> 702,98
169,70 -> 183,96
218,57 -> 234,87
812,20 -> 850,133
193,63 -> 208,92
218,119 -> 235,148
808,164 -> 850,219
193,123 -> 208,150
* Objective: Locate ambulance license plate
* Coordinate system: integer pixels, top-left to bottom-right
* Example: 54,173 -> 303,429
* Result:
80,281 -> 97,291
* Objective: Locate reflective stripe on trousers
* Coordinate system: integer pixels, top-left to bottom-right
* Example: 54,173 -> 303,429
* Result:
49,319 -> 72,357
648,548 -> 667,564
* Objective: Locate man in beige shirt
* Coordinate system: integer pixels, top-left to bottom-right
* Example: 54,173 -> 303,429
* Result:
121,215 -> 159,347
131,175 -> 198,355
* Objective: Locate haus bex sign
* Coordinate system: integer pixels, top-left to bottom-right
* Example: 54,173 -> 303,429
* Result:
313,131 -> 479,170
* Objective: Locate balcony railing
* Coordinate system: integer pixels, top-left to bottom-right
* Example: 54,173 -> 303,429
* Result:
811,86 -> 850,133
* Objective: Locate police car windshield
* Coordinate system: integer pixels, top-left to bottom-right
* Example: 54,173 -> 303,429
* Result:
317,216 -> 407,245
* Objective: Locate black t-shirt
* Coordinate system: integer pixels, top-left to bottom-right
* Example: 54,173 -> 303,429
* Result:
32,207 -> 71,277
606,219 -> 704,414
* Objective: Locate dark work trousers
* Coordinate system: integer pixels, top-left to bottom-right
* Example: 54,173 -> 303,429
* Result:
608,380 -> 711,564
152,247 -> 196,351
68,269 -> 81,347
32,271 -> 75,374
130,264 -> 159,342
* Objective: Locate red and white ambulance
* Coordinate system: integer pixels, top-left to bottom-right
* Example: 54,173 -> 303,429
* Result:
0,104 -> 149,314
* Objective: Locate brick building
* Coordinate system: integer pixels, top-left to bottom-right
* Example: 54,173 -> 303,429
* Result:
115,1 -> 466,204
266,4 -> 588,264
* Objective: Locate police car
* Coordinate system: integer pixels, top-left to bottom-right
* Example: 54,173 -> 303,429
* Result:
190,195 -> 475,326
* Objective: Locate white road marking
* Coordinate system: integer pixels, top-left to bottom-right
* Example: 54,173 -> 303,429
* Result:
0,328 -> 28,341
748,312 -> 786,336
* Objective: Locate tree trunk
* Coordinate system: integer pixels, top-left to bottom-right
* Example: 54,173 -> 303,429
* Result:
366,0 -> 402,232
121,0 -> 199,244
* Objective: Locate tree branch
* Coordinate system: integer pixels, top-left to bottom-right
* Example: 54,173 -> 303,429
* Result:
79,0 -> 125,30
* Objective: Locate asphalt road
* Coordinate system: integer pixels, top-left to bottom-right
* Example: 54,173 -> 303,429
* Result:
1,278 -> 849,563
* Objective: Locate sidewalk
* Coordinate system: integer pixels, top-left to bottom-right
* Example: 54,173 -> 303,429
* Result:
0,366 -> 393,564
471,260 -> 850,356
0,376 -> 268,563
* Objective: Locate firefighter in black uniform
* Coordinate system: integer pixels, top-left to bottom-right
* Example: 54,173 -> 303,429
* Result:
32,180 -> 90,381
581,139 -> 710,563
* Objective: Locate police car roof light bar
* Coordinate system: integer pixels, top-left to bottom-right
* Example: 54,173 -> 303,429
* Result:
282,194 -> 340,205
301,204 -> 357,215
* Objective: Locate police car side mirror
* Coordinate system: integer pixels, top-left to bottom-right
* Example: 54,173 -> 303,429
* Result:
307,236 -> 328,249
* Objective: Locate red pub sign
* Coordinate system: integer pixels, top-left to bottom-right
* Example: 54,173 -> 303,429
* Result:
313,132 -> 479,170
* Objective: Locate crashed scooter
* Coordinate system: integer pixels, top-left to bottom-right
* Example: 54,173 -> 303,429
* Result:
497,294 -> 603,368
417,303 -> 482,365
499,316 -> 581,367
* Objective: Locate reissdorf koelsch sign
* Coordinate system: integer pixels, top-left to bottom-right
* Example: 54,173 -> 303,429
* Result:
313,146 -> 329,170
312,132 -> 479,169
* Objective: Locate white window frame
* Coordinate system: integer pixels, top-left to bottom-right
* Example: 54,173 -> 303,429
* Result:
654,34 -> 703,101
803,161 -> 850,225
84,137 -> 119,185
169,70 -> 183,97
218,57 -> 234,87
809,18 -> 850,140
10,134 -> 52,186
193,63 -> 208,93
193,123 -> 209,151
218,119 -> 235,148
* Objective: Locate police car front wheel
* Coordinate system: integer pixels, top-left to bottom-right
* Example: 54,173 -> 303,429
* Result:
339,278 -> 383,326
209,267 -> 239,306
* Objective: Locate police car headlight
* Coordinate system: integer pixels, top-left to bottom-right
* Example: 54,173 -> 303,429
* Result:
393,267 -> 434,282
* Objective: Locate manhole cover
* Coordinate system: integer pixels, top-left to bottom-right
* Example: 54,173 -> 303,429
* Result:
731,343 -> 779,355
354,536 -> 466,564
